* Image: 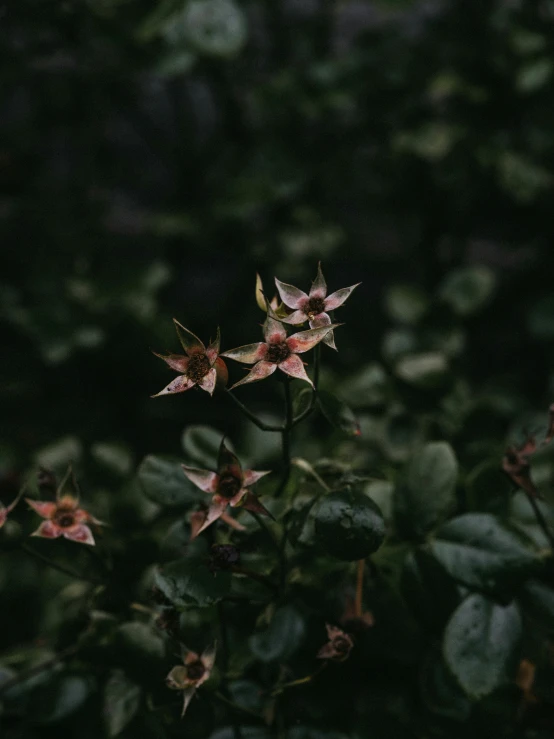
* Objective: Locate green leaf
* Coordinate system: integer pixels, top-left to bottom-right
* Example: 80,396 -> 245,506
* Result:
430,513 -> 539,593
529,441 -> 554,507
443,594 -> 522,699
182,425 -> 227,467
518,579 -> 554,625
394,352 -> 449,389
314,484 -> 386,561
395,442 -> 458,537
510,490 -> 554,548
340,362 -> 390,409
249,606 -> 305,662
438,266 -> 496,316
384,284 -> 429,325
33,673 -> 94,724
516,58 -> 553,93
154,559 -> 231,607
115,623 -> 165,675
317,391 -> 360,437
420,647 -> 471,721
183,0 -> 247,57
401,549 -> 460,632
104,670 -> 141,737
138,455 -> 200,507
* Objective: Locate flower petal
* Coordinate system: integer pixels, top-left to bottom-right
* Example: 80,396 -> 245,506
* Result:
200,643 -> 217,673
286,323 -> 341,354
221,343 -> 267,364
229,361 -> 277,390
217,439 -> 243,480
73,507 -> 102,525
189,510 -> 207,539
206,327 -> 221,365
280,309 -> 308,325
220,510 -> 247,531
198,368 -> 217,396
274,278 -> 309,310
326,624 -> 344,640
174,319 -> 205,356
152,352 -> 190,373
167,665 -> 188,690
323,283 -> 361,311
196,497 -> 229,535
316,642 -> 337,660
182,467 -> 219,493
278,354 -> 313,386
309,313 -> 337,350
309,262 -> 327,299
228,488 -> 248,507
181,687 -> 196,717
151,374 -> 195,397
31,520 -> 63,539
26,499 -> 57,519
263,315 -> 287,344
214,357 -> 228,389
64,524 -> 95,545
240,492 -> 275,519
242,470 -> 271,487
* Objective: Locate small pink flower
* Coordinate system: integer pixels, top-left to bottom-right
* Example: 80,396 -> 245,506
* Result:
166,643 -> 216,718
221,313 -> 339,389
275,262 -> 360,350
0,487 -> 24,529
182,439 -> 271,537
189,506 -> 246,540
26,468 -> 102,546
316,624 -> 354,662
152,320 -> 228,398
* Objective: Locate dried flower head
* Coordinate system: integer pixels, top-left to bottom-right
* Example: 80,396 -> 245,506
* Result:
25,467 -> 102,545
274,262 -> 360,350
317,624 -> 354,662
152,320 -> 228,397
166,643 -> 216,717
222,311 -> 339,389
182,439 -> 271,537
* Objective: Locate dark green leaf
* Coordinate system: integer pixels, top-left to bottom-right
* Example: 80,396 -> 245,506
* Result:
394,352 -> 449,389
443,594 -> 522,698
138,455 -> 200,507
384,284 -> 429,324
154,559 -> 231,607
104,670 -> 141,737
401,549 -> 460,631
317,391 -> 360,437
314,484 -> 386,561
430,513 -> 539,593
420,647 -> 472,721
33,673 -> 94,724
182,425 -> 227,467
438,266 -> 496,316
518,579 -> 554,625
249,606 -> 305,662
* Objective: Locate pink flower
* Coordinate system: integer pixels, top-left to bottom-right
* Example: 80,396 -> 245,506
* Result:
275,262 -> 360,350
26,468 -> 101,546
221,313 -> 339,389
189,506 -> 246,540
152,320 -> 228,398
166,643 -> 216,718
316,624 -> 354,662
182,439 -> 271,537
0,487 -> 24,529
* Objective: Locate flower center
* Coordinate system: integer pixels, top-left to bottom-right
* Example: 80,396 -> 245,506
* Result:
218,474 -> 242,500
54,509 -> 75,528
187,353 -> 211,383
186,660 -> 206,681
265,341 -> 291,364
306,296 -> 326,319
333,636 -> 351,654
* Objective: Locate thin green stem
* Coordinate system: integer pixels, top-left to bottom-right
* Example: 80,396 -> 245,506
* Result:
224,388 -> 283,432
525,492 -> 554,550
291,458 -> 330,492
274,378 -> 293,497
292,343 -> 321,427
21,543 -> 104,585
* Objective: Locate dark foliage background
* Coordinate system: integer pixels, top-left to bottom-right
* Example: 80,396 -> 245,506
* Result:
2,1 -> 554,738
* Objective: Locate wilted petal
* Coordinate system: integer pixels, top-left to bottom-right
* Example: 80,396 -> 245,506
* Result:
309,262 -> 327,299
153,352 -> 190,373
316,642 -> 337,660
214,358 -> 228,389
229,361 -> 277,389
278,354 -> 313,386
196,497 -> 229,535
326,624 -> 344,641
309,313 -> 337,350
200,643 -> 217,673
174,319 -> 206,356
242,470 -> 271,486
31,519 -> 62,539
221,342 -> 267,364
198,368 -> 217,396
286,324 -> 341,354
64,524 -> 95,545
274,278 -> 309,310
181,687 -> 196,718
206,327 -> 221,364
167,665 -> 188,690
217,439 -> 243,480
263,315 -> 287,344
182,466 -> 219,493
280,309 -> 308,325
241,492 -> 275,519
151,374 -> 195,397
26,499 -> 57,519
189,510 -> 207,539
323,283 -> 361,311
220,511 -> 246,531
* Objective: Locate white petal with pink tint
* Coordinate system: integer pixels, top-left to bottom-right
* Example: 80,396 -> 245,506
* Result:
309,262 -> 328,299
286,324 -> 340,354
279,354 -> 313,386
26,499 -> 57,519
181,687 -> 196,717
196,497 -> 229,534
153,353 -> 190,373
65,524 -> 95,545
182,466 -> 219,493
206,327 -> 221,364
174,320 -> 205,356
229,360 -> 277,389
199,367 -> 217,395
242,470 -> 271,486
152,374 -> 195,397
309,312 -> 337,350
200,643 -> 217,673
280,309 -> 308,325
32,520 -> 62,539
263,316 -> 287,344
221,342 -> 267,364
274,278 -> 309,309
323,283 -> 361,311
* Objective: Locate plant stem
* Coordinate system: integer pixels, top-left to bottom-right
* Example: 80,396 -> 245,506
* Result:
292,343 -> 321,427
217,603 -> 243,739
525,492 -> 554,550
355,560 -> 365,618
224,388 -> 283,432
21,543 -> 104,585
291,458 -> 330,492
274,378 -> 293,497
272,662 -> 328,696
0,644 -> 80,697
